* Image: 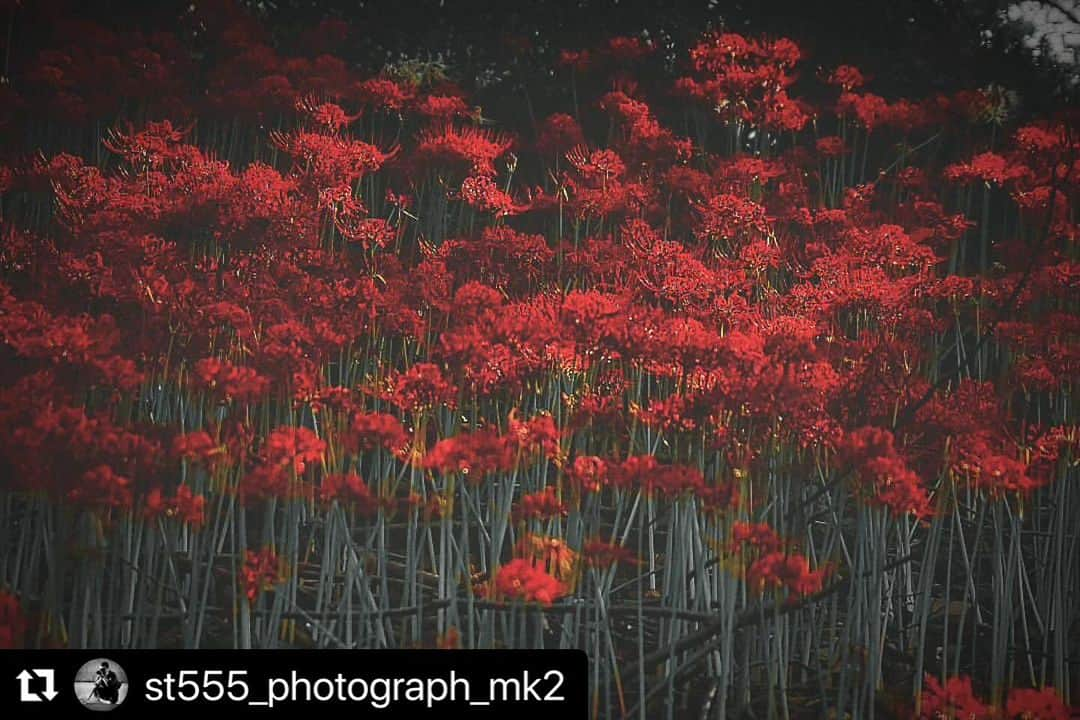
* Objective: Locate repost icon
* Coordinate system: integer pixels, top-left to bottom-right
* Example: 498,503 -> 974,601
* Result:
16,668 -> 58,703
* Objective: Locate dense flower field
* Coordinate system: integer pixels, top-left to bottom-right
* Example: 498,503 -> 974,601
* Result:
0,3 -> 1077,718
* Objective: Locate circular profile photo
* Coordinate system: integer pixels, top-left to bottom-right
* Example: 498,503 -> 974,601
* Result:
74,658 -> 128,711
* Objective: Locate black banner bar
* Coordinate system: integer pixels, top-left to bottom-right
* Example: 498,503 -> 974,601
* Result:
1,650 -> 588,718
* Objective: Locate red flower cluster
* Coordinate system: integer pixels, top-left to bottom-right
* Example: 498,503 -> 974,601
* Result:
172,431 -> 226,470
239,426 -> 326,500
423,427 -> 516,480
387,363 -> 457,411
746,552 -> 827,598
320,472 -> 381,516
263,426 -> 326,475
460,176 -> 519,216
918,675 -> 1072,720
731,522 -> 784,553
0,9 -> 1076,707
1005,688 -> 1072,720
580,539 -> 637,568
0,592 -> 28,649
240,548 -> 284,605
414,125 -> 514,177
144,485 -> 207,527
513,486 -> 567,521
493,558 -> 567,606
681,33 -> 809,131
838,427 -> 932,518
194,358 -> 270,404
918,675 -> 991,719
348,412 -> 410,457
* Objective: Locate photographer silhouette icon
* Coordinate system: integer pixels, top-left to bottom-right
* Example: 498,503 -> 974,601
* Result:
73,658 -> 128,712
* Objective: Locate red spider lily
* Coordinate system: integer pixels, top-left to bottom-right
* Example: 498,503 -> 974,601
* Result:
386,363 -> 457,411
580,539 -> 636,568
240,548 -> 284,605
415,94 -> 471,121
685,32 -> 802,127
1005,688 -> 1072,720
731,522 -> 784,554
384,187 -> 413,210
1014,123 -> 1070,155
634,393 -> 702,433
68,464 -> 133,509
565,146 -> 626,183
262,426 -> 326,475
507,410 -> 561,460
605,36 -> 653,63
2,401 -> 161,498
1027,426 -> 1078,486
917,675 -> 992,719
438,226 -> 555,292
413,125 -> 514,177
0,592 -> 28,649
567,455 -> 609,494
513,487 -> 567,522
348,411 -> 410,457
917,677 -> 1073,719
239,464 -> 291,501
642,462 -> 706,498
447,282 -> 503,324
423,428 -> 515,480
459,175 -> 520,216
193,358 -> 270,404
494,558 -> 567,606
763,91 -> 811,132
536,113 -> 585,157
174,485 -> 208,526
598,90 -> 691,164
355,77 -> 416,113
556,49 -> 591,73
694,193 -> 771,248
103,120 -> 192,170
295,97 -> 360,132
320,472 -> 381,516
952,440 -> 1041,497
0,292 -> 130,370
338,216 -> 396,250
698,480 -> 740,513
144,485 -> 207,527
435,626 -> 461,650
516,534 -> 578,583
838,427 -> 933,518
836,92 -> 891,132
826,64 -> 866,91
271,130 -> 394,186
606,454 -> 658,490
746,552 -> 827,598
816,136 -> 847,157
944,152 -> 1032,186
